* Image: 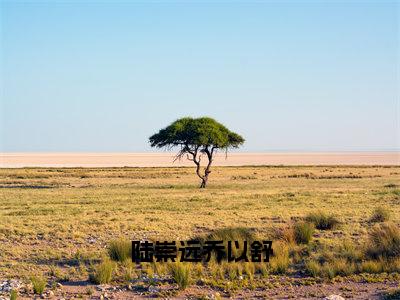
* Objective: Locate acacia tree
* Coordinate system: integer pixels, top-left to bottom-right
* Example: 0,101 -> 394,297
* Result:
149,117 -> 245,188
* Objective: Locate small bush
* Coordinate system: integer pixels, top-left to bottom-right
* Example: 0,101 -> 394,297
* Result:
31,276 -> 46,294
305,260 -> 321,277
306,211 -> 340,230
270,243 -> 290,274
169,263 -> 191,290
328,258 -> 355,276
294,222 -> 314,244
244,262 -> 255,280
121,260 -> 136,281
255,263 -> 269,277
338,240 -> 362,262
9,289 -> 17,300
89,260 -> 115,284
192,263 -> 204,278
384,183 -> 398,188
366,223 -> 400,259
370,207 -> 390,223
108,239 -> 132,262
359,260 -> 382,274
387,257 -> 400,273
318,259 -> 355,279
280,226 -> 296,244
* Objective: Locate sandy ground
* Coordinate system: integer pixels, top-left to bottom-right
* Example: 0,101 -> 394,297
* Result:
1,152 -> 399,167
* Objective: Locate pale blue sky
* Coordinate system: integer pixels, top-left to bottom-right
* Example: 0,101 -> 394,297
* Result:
1,1 -> 399,152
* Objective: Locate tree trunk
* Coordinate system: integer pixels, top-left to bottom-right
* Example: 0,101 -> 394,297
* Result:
188,146 -> 214,189
200,175 -> 208,188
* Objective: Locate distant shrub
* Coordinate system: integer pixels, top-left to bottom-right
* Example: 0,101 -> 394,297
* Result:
294,222 -> 314,244
169,263 -> 191,290
31,276 -> 46,294
384,183 -> 398,188
108,239 -> 131,262
369,207 -> 390,223
89,260 -> 115,284
366,223 -> 400,259
203,227 -> 256,243
338,240 -> 362,262
306,211 -> 340,230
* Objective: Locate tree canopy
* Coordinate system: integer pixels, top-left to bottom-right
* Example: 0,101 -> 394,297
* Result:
149,117 -> 244,150
149,117 -> 245,188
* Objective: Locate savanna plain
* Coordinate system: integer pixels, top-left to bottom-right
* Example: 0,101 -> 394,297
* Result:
0,166 -> 399,299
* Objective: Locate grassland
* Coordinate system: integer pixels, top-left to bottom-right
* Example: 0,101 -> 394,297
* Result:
0,166 -> 399,299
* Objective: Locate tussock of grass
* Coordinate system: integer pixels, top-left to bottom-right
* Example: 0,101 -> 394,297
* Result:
280,226 -> 296,245
244,262 -> 255,280
359,260 -> 383,274
306,258 -> 355,279
294,222 -> 314,244
305,260 -> 321,277
369,207 -> 391,223
169,263 -> 191,290
121,260 -> 137,281
326,258 -> 355,277
366,223 -> 400,259
89,259 -> 115,284
269,242 -> 290,274
306,211 -> 340,230
108,239 -> 132,262
337,240 -> 362,262
31,276 -> 46,294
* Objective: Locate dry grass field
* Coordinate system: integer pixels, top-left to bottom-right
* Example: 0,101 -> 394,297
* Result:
0,166 -> 399,299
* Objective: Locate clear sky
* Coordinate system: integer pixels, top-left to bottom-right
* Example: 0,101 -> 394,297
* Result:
1,1 -> 399,152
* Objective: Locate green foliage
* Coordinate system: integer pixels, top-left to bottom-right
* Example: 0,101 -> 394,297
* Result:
149,117 -> 244,150
89,260 -> 115,284
169,263 -> 191,290
366,223 -> 400,259
31,276 -> 46,294
306,211 -> 340,230
9,289 -> 17,300
108,239 -> 132,262
370,206 -> 391,223
294,222 -> 314,244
